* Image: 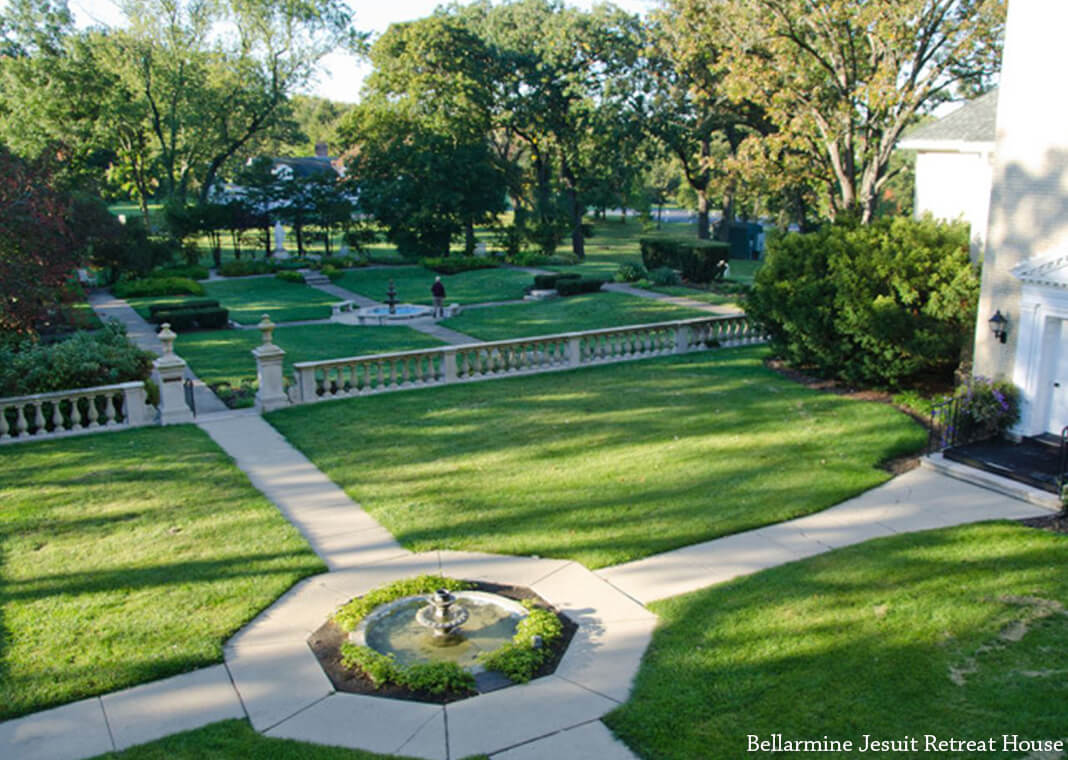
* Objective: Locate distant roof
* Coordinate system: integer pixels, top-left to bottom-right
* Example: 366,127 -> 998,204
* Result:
271,157 -> 339,179
899,89 -> 998,149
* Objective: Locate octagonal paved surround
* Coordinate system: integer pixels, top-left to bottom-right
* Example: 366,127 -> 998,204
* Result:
223,550 -> 657,759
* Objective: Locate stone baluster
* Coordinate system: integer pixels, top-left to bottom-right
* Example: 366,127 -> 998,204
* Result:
15,404 -> 29,436
155,323 -> 195,425
32,401 -> 45,434
50,400 -> 63,432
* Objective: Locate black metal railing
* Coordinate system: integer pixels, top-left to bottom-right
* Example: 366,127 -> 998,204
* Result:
927,396 -> 962,454
1057,425 -> 1068,506
183,378 -> 196,417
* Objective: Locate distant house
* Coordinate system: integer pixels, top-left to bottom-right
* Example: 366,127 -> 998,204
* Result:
270,141 -> 344,180
898,89 -> 997,259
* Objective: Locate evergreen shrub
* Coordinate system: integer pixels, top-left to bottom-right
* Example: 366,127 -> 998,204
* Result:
640,236 -> 730,282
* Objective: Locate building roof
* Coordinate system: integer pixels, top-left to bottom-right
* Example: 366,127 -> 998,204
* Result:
271,156 -> 339,179
898,88 -> 998,150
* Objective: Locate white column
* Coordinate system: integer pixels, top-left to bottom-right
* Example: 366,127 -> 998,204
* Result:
252,314 -> 289,412
154,324 -> 194,425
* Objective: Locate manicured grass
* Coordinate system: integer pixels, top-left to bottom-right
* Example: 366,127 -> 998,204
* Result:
127,278 -> 339,325
441,291 -> 712,342
89,720 -> 418,759
605,522 -> 1068,759
639,284 -> 741,308
335,266 -> 533,306
269,346 -> 926,568
0,427 -> 325,720
174,324 -> 446,389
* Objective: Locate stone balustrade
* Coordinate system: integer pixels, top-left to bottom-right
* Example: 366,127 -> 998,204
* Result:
288,314 -> 762,405
0,381 -> 152,444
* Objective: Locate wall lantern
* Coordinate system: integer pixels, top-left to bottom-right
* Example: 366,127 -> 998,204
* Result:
989,310 -> 1008,344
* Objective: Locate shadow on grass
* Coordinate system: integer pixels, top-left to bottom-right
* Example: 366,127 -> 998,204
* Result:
603,524 -> 1068,760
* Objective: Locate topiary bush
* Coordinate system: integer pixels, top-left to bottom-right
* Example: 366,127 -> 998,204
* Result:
746,216 -> 979,388
555,277 -> 605,296
640,236 -> 730,283
147,299 -> 219,317
151,265 -> 209,281
0,321 -> 154,396
532,272 -> 581,290
422,256 -> 499,274
112,277 -> 204,298
275,270 -> 305,284
151,307 -> 229,331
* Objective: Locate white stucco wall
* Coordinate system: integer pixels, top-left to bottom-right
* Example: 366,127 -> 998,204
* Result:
974,0 -> 1068,382
913,150 -> 993,258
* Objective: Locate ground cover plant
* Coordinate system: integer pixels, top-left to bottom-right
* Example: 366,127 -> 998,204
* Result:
335,266 -> 532,306
605,522 -> 1068,759
127,278 -> 339,325
441,291 -> 711,342
87,719 -> 421,759
0,427 -> 325,720
171,324 -> 445,392
270,346 -> 926,568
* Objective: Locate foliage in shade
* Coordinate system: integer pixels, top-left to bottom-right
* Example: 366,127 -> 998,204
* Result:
333,575 -> 472,632
0,321 -> 154,396
604,523 -> 1068,759
0,427 -> 325,720
112,277 -> 205,298
269,346 -> 926,568
747,216 -> 979,387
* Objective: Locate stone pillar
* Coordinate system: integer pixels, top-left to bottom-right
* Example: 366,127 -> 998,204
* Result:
674,324 -> 690,354
567,336 -> 583,366
154,324 -> 194,425
253,314 -> 289,411
443,350 -> 458,382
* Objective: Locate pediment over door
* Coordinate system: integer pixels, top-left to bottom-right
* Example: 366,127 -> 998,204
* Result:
1012,250 -> 1068,289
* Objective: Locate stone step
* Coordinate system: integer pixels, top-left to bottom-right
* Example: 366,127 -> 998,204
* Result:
302,272 -> 331,286
921,453 -> 1062,511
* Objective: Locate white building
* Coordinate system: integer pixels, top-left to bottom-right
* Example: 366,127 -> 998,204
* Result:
974,0 -> 1068,438
898,90 -> 997,260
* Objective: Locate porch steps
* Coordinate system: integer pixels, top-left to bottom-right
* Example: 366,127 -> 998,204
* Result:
301,269 -> 331,286
921,453 -> 1062,511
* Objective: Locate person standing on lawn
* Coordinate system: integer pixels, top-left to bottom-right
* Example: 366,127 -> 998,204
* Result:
431,276 -> 446,318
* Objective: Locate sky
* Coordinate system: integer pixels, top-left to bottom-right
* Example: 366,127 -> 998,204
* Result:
63,0 -> 660,103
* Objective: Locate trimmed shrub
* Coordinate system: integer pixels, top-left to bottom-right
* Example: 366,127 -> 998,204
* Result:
556,277 -> 605,296
746,216 -> 979,387
421,256 -> 499,274
640,236 -> 730,283
152,265 -> 209,280
112,277 -> 204,298
0,321 -> 154,396
614,263 -> 648,283
147,299 -> 219,318
532,272 -> 581,290
275,270 -> 305,284
648,266 -> 681,286
152,307 -> 229,331
219,260 -> 275,277
321,264 -> 342,282
319,256 -> 363,269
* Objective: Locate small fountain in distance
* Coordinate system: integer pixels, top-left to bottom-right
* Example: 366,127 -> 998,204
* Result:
415,589 -> 470,645
331,279 -> 434,324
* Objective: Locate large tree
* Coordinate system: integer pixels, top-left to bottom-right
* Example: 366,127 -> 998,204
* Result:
669,0 -> 1005,223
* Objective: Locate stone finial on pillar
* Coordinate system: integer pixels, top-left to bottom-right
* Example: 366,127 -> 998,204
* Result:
253,314 -> 288,412
153,323 -> 194,425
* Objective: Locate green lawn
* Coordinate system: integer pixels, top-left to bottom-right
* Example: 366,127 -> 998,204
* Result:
441,291 -> 712,342
269,346 -> 926,568
89,720 -> 419,760
335,266 -> 533,306
0,427 -> 325,721
639,284 -> 741,308
127,278 -> 339,325
605,522 -> 1068,759
174,324 -> 445,389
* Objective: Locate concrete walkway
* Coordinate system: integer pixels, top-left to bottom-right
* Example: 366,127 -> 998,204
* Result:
602,282 -> 742,316
87,290 -> 229,415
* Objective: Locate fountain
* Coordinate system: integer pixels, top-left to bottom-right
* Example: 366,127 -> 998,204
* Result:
329,279 -> 440,325
351,590 -> 528,669
385,279 -> 398,315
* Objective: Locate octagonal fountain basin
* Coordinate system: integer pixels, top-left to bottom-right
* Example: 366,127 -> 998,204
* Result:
352,591 -> 528,669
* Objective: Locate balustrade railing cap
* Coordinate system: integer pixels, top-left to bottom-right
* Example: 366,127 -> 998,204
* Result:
158,323 -> 177,355
258,314 -> 276,345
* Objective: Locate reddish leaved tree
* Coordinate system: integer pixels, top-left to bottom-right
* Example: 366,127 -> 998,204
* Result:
0,146 -> 80,334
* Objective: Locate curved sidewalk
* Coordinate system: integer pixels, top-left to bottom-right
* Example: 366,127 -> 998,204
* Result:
0,416 -> 1052,760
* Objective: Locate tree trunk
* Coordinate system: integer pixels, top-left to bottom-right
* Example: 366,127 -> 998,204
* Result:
295,221 -> 305,258
696,189 -> 710,240
464,219 -> 476,256
561,154 -> 585,259
264,224 -> 272,258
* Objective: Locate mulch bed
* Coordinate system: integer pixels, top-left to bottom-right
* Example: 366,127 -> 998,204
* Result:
1019,512 -> 1068,535
308,580 -> 577,704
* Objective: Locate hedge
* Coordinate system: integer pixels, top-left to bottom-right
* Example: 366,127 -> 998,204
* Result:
639,237 -> 729,283
151,265 -> 209,280
152,307 -> 230,331
422,256 -> 499,274
746,216 -> 979,387
219,260 -> 275,277
148,299 -> 219,317
275,270 -> 305,284
533,272 -> 581,290
556,277 -> 605,296
112,277 -> 204,298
